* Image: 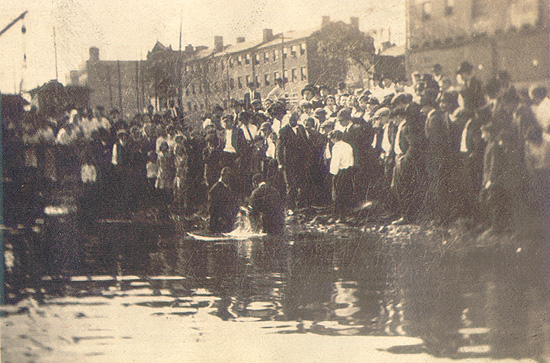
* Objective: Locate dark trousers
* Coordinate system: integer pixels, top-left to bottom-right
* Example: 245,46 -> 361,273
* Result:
284,166 -> 306,210
332,167 -> 355,218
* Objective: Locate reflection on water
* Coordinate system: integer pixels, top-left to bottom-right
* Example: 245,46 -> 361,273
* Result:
3,215 -> 549,361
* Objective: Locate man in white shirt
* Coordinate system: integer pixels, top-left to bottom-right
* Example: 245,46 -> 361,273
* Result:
329,130 -> 354,219
238,111 -> 258,142
267,78 -> 285,102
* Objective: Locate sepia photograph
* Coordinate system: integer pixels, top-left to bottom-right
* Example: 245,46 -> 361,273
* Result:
1,0 -> 549,361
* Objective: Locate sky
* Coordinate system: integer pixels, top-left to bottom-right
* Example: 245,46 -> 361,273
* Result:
0,0 -> 405,93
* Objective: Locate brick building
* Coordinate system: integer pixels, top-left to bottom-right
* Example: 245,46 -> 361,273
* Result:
80,47 -> 148,118
179,16 -> 365,115
405,0 -> 550,87
71,16 -> 374,119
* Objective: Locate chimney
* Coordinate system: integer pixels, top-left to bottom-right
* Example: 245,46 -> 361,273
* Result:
350,17 -> 359,29
263,29 -> 274,42
185,44 -> 194,52
236,36 -> 246,43
89,47 -> 99,61
214,36 -> 224,52
322,16 -> 330,28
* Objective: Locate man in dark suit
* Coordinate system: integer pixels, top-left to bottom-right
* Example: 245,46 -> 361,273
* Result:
456,61 -> 484,112
249,174 -> 285,234
244,82 -> 261,111
277,111 -> 309,211
208,167 -> 238,233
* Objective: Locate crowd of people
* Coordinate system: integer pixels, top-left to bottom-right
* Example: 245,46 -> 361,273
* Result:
4,60 -> 549,235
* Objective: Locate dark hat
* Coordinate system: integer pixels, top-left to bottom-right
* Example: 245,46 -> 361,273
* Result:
314,107 -> 327,116
259,121 -> 272,130
368,97 -> 380,105
374,107 -> 391,118
439,91 -> 459,106
390,109 -> 406,118
301,84 -> 317,96
358,94 -> 370,102
337,108 -> 351,120
212,104 -> 224,113
456,61 -> 474,75
392,93 -> 413,106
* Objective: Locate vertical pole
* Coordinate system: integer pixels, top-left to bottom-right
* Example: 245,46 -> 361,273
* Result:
226,57 -> 231,103
135,62 -> 140,114
178,7 -> 183,110
117,60 -> 123,116
281,34 -> 285,91
53,27 -> 59,80
108,67 -> 113,109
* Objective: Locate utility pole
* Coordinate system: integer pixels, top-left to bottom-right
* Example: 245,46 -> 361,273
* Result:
281,34 -> 285,91
53,27 -> 59,80
178,7 -> 183,111
117,60 -> 123,116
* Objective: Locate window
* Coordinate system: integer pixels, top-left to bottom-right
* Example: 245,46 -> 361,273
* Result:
194,105 -> 198,111
264,74 -> 270,86
185,64 -> 190,72
254,54 -> 260,64
187,102 -> 192,111
230,78 -> 235,90
237,55 -> 242,66
186,89 -> 190,96
264,52 -> 270,63
223,81 -> 227,92
472,0 -> 490,19
245,75 -> 251,86
200,104 -> 204,110
290,45 -> 297,57
283,70 -> 288,82
198,83 -> 203,94
445,0 -> 454,15
291,68 -> 297,82
301,66 -> 307,81
274,71 -> 280,81
237,77 -> 242,89
205,83 -> 210,93
273,50 -> 278,61
192,84 -> 196,95
212,61 -> 217,72
422,2 -> 433,20
283,47 -> 288,59
245,54 -> 251,65
300,43 -> 306,55
229,57 -> 233,68
255,76 -> 259,87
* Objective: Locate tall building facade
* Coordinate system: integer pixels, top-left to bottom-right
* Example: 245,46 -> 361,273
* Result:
83,47 -> 148,118
71,16 -> 371,119
178,16 -> 362,114
405,0 -> 550,87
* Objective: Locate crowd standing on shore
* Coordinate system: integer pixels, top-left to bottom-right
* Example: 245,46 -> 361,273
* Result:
4,61 -> 549,234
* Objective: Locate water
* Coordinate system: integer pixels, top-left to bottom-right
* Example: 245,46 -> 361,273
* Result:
3,210 -> 549,361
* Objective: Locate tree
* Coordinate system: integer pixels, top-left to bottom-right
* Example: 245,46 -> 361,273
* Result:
310,22 -> 376,87
144,46 -> 179,109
